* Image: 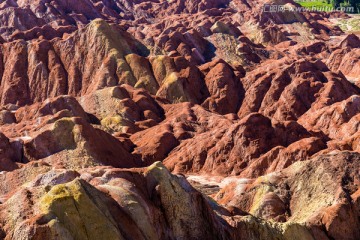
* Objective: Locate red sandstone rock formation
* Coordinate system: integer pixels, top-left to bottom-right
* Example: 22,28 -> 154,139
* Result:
0,0 -> 357,239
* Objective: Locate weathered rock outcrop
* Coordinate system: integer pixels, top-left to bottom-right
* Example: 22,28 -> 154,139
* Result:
215,152 -> 360,240
0,162 -> 230,240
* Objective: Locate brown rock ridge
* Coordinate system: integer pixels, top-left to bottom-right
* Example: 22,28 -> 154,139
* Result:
0,161 -> 231,239
215,151 -> 360,240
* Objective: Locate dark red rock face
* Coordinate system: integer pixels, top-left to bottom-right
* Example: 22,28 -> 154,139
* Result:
0,0 -> 358,239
